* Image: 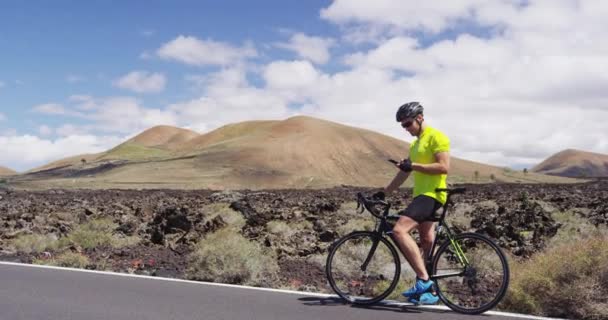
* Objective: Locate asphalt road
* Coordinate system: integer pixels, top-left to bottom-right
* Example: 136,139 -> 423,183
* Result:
0,262 -> 546,320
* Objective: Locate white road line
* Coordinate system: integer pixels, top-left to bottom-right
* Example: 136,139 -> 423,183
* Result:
0,261 -> 562,320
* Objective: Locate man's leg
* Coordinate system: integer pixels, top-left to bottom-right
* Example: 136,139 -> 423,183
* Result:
393,196 -> 441,301
392,216 -> 428,280
418,221 -> 436,267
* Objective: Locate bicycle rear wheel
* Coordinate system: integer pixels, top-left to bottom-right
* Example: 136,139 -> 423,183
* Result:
326,231 -> 400,305
431,232 -> 509,314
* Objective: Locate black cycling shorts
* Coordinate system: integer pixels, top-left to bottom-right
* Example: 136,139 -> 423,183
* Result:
398,195 -> 443,223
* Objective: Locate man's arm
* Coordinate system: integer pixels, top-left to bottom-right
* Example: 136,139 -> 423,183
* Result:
384,170 -> 410,194
411,151 -> 450,175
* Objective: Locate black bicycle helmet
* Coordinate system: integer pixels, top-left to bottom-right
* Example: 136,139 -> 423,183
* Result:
395,101 -> 424,122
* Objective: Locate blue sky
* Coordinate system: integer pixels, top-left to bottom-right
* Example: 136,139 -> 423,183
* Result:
1,1 -> 607,172
0,1 -> 334,128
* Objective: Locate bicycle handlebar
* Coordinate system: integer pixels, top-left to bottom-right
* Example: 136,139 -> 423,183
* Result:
356,192 -> 389,219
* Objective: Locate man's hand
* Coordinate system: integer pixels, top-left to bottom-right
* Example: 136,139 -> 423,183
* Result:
397,158 -> 413,172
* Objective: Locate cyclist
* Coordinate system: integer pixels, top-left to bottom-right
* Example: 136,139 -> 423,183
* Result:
373,101 -> 450,305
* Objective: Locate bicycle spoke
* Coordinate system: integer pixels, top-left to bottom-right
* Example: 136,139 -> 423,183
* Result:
327,232 -> 400,304
432,233 -> 509,314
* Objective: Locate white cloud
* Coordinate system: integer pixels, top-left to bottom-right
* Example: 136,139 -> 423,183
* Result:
113,71 -> 166,93
308,0 -> 608,167
55,124 -> 93,137
89,97 -> 178,133
169,68 -> 292,132
263,60 -> 320,90
0,134 -> 125,172
321,0 -> 527,35
0,113 -> 6,121
321,0 -> 489,35
30,96 -> 179,136
157,35 -> 257,66
69,95 -> 96,110
276,33 -> 335,64
33,103 -> 69,115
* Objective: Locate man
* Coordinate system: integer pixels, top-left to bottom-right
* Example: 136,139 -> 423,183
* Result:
374,101 -> 450,305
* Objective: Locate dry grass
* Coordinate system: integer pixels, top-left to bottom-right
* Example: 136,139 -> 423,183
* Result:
336,218 -> 375,236
9,234 -> 59,254
186,228 -> 279,286
60,218 -> 117,249
549,210 -> 608,248
267,220 -> 313,238
202,203 -> 245,229
59,218 -> 140,250
33,251 -> 90,268
500,234 -> 608,319
8,218 -> 139,254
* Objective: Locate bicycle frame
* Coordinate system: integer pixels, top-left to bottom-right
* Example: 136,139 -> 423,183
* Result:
361,191 -> 470,280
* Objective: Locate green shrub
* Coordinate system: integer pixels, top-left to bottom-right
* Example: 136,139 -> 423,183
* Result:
336,218 -> 374,235
203,203 -> 245,229
62,218 -> 117,249
10,234 -> 59,254
267,220 -> 294,237
186,228 -> 279,286
34,251 -> 90,268
267,220 -> 312,238
10,218 -> 140,254
336,201 -> 360,218
111,235 -> 142,248
58,218 -> 140,250
500,235 -> 608,319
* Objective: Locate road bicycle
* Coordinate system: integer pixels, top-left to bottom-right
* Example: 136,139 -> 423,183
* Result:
325,188 -> 510,315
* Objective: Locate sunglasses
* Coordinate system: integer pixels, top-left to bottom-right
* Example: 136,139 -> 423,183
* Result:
401,119 -> 415,128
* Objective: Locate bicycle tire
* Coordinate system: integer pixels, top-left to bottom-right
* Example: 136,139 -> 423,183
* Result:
431,232 -> 509,314
326,231 -> 401,305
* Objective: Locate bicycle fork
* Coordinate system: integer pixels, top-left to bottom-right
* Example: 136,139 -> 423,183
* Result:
360,237 -> 380,272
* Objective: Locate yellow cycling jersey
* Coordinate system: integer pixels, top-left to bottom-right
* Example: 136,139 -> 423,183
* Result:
409,126 -> 450,204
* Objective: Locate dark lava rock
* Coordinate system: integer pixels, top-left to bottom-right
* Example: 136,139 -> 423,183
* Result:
0,180 -> 606,291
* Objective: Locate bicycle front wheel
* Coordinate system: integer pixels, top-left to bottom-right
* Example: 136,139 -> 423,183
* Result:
326,231 -> 400,305
432,232 -> 509,314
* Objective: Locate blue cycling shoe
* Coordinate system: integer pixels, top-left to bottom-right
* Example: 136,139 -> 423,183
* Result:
402,277 -> 434,298
408,292 -> 440,305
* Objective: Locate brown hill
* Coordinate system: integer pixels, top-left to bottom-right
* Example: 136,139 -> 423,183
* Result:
12,116 -> 578,189
532,149 -> 608,177
126,125 -> 199,150
26,153 -> 102,173
177,120 -> 276,152
0,166 -> 17,176
95,125 -> 199,161
26,126 -> 199,172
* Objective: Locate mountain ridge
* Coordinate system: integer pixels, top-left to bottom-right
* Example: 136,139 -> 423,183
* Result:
12,116 -> 579,189
0,166 -> 17,176
532,148 -> 608,177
